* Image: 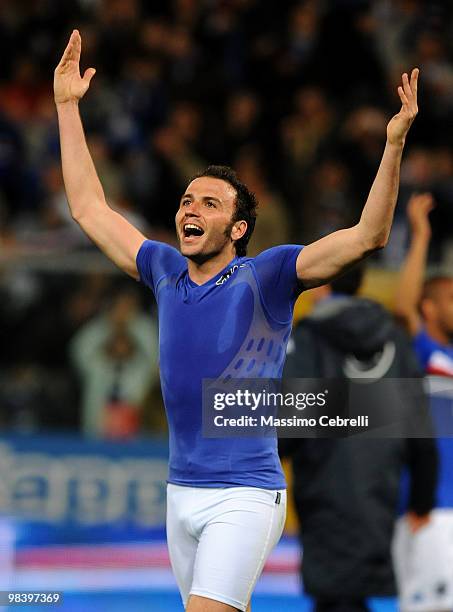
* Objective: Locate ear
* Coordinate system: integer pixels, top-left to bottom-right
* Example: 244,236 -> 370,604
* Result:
420,298 -> 435,321
231,220 -> 247,242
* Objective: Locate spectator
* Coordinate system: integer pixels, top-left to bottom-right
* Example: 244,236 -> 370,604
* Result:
394,193 -> 453,375
281,265 -> 437,612
393,192 -> 453,611
69,286 -> 159,437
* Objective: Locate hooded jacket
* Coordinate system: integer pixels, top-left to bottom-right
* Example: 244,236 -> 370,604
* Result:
281,296 -> 438,599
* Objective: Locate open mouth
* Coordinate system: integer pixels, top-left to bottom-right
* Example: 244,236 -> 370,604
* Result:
183,223 -> 205,240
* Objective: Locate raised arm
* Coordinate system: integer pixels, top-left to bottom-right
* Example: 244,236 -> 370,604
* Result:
54,30 -> 146,279
394,193 -> 434,335
296,69 -> 419,288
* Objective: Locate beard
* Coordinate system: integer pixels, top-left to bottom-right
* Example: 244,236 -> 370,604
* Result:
179,221 -> 235,265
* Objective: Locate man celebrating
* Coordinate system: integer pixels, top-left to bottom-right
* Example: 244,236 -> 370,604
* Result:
395,192 -> 453,376
55,29 -> 418,612
394,193 -> 453,612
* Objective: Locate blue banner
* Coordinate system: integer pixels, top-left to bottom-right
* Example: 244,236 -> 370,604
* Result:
0,434 -> 169,545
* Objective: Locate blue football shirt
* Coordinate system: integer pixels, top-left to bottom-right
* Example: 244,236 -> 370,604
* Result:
137,240 -> 304,488
414,328 -> 453,377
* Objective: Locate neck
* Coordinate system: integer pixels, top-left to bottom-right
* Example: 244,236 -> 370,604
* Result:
425,321 -> 451,346
187,248 -> 237,285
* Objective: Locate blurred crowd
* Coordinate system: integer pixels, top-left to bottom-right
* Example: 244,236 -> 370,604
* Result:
1,0 -> 453,432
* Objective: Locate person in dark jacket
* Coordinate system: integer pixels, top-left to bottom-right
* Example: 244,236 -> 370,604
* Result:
281,264 -> 438,612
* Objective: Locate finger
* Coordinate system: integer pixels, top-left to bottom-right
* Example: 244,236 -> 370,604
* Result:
56,36 -> 75,69
82,67 -> 96,86
56,30 -> 79,68
73,29 -> 82,61
417,194 -> 431,208
415,193 -> 431,204
410,67 -> 419,97
402,72 -> 412,99
408,192 -> 420,205
416,193 -> 435,212
408,193 -> 422,213
423,193 -> 435,210
398,85 -> 409,107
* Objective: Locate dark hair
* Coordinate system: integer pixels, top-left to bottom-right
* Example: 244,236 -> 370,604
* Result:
191,165 -> 258,257
422,275 -> 453,302
330,263 -> 366,296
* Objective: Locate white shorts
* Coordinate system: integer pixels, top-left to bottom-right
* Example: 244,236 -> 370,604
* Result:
166,483 -> 286,611
393,509 -> 453,611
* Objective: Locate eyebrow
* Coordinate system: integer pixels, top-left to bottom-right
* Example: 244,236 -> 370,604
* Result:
180,193 -> 223,204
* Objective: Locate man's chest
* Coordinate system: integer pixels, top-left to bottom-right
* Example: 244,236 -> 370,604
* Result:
157,280 -> 256,358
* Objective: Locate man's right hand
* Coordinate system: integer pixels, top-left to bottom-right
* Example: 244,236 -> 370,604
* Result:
394,192 -> 434,335
54,30 -> 96,105
407,192 -> 434,239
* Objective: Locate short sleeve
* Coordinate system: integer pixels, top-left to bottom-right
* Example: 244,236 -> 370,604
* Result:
251,244 -> 304,323
414,328 -> 453,375
136,240 -> 186,295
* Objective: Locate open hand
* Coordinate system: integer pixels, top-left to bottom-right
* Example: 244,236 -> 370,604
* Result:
387,69 -> 419,146
54,30 -> 96,105
407,192 -> 434,238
